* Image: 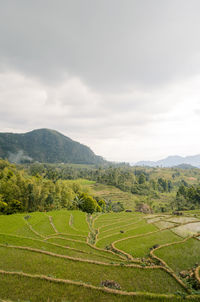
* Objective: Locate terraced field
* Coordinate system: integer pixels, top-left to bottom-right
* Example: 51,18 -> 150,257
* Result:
0,210 -> 200,301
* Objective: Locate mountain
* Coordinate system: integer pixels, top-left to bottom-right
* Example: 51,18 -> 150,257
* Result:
0,129 -> 106,165
134,154 -> 200,168
174,164 -> 197,169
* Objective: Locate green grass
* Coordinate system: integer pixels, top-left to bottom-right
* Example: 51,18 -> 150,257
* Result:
155,238 -> 200,274
65,178 -> 96,185
115,230 -> 181,258
0,213 -> 39,239
70,211 -> 89,233
49,210 -> 89,236
45,237 -> 122,262
98,216 -> 141,233
0,234 -> 121,264
0,246 -> 185,294
0,274 -> 195,302
28,212 -> 56,236
1,209 -> 200,301
94,212 -> 142,228
97,218 -> 143,240
90,183 -> 139,210
96,223 -> 157,249
48,233 -> 86,241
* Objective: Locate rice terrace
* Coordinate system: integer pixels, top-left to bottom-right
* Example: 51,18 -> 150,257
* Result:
2,0 -> 200,301
0,209 -> 200,302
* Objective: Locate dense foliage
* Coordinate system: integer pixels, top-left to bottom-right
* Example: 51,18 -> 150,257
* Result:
1,158 -> 200,214
0,161 -> 88,214
174,184 -> 200,210
0,159 -> 125,214
0,160 -> 76,214
25,162 -> 200,212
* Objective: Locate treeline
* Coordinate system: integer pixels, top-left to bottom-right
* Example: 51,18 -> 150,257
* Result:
174,184 -> 200,211
24,162 -> 200,212
2,160 -> 200,214
0,160 -> 123,214
26,163 -> 173,195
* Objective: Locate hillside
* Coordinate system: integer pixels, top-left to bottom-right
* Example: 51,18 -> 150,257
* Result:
0,209 -> 199,301
135,155 -> 200,168
0,129 -> 105,165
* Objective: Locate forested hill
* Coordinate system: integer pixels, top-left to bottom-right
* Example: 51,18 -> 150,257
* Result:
0,129 -> 106,165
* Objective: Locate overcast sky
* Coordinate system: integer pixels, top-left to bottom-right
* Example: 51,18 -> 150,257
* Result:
1,0 -> 200,163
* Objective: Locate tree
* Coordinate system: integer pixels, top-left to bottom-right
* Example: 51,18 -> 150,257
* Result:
138,174 -> 146,184
78,193 -> 99,213
112,202 -> 124,212
0,200 -> 8,213
97,199 -> 106,212
6,199 -> 24,214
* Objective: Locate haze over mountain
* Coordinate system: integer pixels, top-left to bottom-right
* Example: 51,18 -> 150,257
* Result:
0,129 -> 105,165
134,155 -> 200,168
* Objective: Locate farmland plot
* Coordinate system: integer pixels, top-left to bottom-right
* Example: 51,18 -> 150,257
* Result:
0,210 -> 199,301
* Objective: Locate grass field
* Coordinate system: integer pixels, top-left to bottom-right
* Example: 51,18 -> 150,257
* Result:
0,209 -> 200,301
90,182 -> 139,209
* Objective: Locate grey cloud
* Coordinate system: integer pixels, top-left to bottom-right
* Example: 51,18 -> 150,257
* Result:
1,1 -> 200,91
0,69 -> 190,143
1,1 -> 200,162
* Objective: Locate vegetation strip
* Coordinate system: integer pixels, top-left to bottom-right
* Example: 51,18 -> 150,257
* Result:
47,216 -> 58,233
0,244 -> 171,269
150,234 -> 200,293
47,235 -> 122,261
97,223 -> 145,242
0,270 -> 189,298
91,214 -> 101,229
86,215 -> 126,261
98,217 -> 137,231
100,218 -> 143,235
86,242 -> 126,261
0,233 -> 121,262
24,220 -> 46,239
151,233 -> 200,262
86,214 -> 96,244
110,230 -> 160,261
46,233 -> 86,239
111,221 -> 200,261
45,232 -> 124,261
0,244 -> 136,266
195,266 -> 200,284
69,214 -> 79,232
41,237 -> 123,262
94,228 -> 99,244
45,236 -> 86,244
0,233 -> 89,255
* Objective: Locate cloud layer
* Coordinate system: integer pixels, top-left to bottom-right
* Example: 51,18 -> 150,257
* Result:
1,1 -> 200,162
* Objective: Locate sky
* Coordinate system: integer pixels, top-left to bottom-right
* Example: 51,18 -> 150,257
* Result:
1,0 -> 200,163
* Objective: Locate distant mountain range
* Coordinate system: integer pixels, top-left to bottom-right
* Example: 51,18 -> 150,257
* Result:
0,129 -> 106,165
134,155 -> 200,168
